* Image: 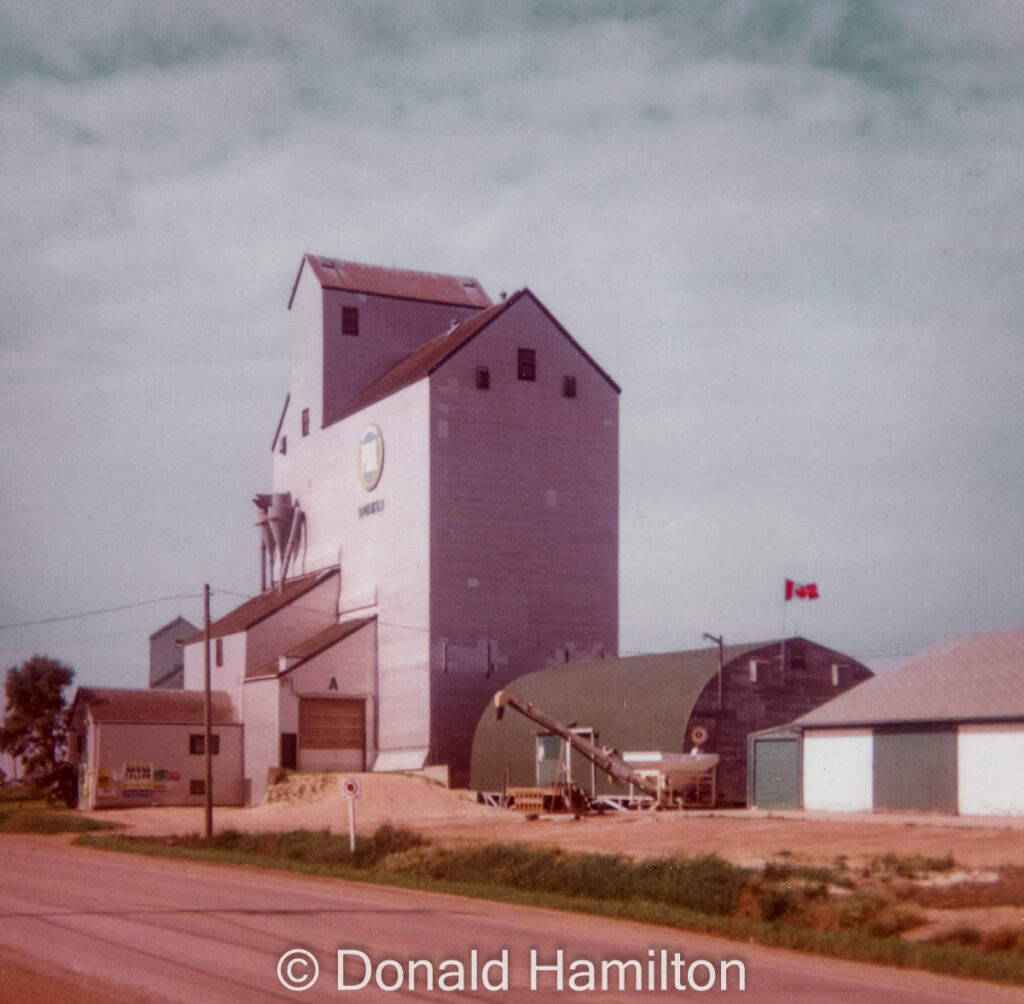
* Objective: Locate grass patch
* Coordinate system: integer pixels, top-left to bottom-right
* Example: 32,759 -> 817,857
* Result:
74,826 -> 1024,988
0,802 -> 120,834
873,853 -> 956,877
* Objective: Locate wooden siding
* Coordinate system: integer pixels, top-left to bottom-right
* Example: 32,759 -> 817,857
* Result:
321,287 -> 482,428
242,676 -> 280,804
84,722 -> 244,808
299,698 -> 365,747
687,640 -> 874,806
244,576 -> 338,675
274,382 -> 431,768
428,295 -> 619,782
182,630 -> 246,711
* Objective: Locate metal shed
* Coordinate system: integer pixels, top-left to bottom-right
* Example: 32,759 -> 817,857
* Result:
747,724 -> 802,810
795,629 -> 1024,816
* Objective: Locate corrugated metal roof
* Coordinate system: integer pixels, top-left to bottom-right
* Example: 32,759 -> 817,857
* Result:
72,687 -> 241,725
290,254 -> 492,309
328,288 -> 621,426
469,640 -> 776,790
183,569 -> 339,644
797,628 -> 1024,727
247,616 -> 375,680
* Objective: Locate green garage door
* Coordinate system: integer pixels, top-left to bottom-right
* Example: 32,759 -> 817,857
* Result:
751,736 -> 800,809
873,725 -> 957,814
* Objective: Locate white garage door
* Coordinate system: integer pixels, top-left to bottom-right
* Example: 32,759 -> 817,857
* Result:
803,729 -> 873,811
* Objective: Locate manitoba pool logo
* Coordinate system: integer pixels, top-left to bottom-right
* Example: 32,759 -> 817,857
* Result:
358,425 -> 384,492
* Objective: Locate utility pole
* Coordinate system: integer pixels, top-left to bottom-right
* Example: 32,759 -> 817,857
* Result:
703,633 -> 724,710
203,583 -> 213,839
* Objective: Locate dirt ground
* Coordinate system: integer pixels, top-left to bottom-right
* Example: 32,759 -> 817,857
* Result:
86,771 -> 1024,871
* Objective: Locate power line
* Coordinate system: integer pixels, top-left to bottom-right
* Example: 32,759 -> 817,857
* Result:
0,593 -> 205,632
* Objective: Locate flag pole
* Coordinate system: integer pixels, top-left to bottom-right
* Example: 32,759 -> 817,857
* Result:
780,579 -> 787,681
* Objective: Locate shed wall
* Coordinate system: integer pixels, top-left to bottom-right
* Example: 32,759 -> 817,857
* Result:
959,723 -> 1024,816
802,729 -> 873,811
86,722 -> 244,807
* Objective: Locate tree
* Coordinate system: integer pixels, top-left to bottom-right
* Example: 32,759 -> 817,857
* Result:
0,655 -> 75,782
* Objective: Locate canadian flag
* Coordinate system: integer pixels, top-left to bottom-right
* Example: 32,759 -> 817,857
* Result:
785,579 -> 819,601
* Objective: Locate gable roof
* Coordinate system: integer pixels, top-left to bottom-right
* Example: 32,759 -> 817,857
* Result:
247,616 -> 376,680
183,568 -> 339,644
330,288 -> 620,425
71,687 -> 240,726
797,628 -> 1024,727
148,615 -> 198,643
289,254 -> 492,310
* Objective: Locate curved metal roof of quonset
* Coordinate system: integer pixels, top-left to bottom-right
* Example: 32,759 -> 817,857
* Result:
469,643 -> 770,791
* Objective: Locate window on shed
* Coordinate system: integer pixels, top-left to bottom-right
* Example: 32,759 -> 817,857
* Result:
189,734 -> 220,755
190,779 -> 205,795
749,659 -> 773,684
215,638 -> 223,667
789,654 -> 807,671
341,306 -> 359,336
301,408 -> 310,436
830,663 -> 848,687
562,375 -> 577,398
517,348 -> 536,382
476,366 -> 490,389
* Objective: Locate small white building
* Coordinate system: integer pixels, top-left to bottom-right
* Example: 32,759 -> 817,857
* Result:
793,628 -> 1024,816
68,688 -> 244,810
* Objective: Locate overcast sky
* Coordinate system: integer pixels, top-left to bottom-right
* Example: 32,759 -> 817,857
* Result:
2,0 -> 1023,694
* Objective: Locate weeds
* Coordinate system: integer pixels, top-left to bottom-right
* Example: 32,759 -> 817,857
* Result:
73,824 -> 1024,988
0,804 -> 118,834
873,853 -> 955,878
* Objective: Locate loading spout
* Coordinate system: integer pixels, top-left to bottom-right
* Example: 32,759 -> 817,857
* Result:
493,690 -> 662,800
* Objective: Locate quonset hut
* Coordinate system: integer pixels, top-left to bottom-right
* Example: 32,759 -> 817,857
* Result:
471,637 -> 872,807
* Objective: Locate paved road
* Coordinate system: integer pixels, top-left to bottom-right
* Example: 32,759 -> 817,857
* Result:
0,836 -> 1019,1003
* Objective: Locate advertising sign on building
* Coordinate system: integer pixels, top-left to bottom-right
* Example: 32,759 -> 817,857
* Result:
123,761 -> 154,796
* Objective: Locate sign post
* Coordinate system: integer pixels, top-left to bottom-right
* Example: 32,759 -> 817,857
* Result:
340,776 -> 361,853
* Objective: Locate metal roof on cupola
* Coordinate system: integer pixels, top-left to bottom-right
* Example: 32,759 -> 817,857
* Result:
289,254 -> 493,310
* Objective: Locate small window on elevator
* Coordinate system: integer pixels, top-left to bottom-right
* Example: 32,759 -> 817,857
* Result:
517,348 -> 536,382
341,306 -> 359,336
562,375 -> 577,398
476,366 -> 490,389
301,408 -> 310,436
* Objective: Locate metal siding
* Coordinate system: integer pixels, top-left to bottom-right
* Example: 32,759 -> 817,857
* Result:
873,725 -> 958,813
959,723 -> 1024,816
430,295 -> 619,783
751,737 -> 800,809
803,729 -> 873,811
